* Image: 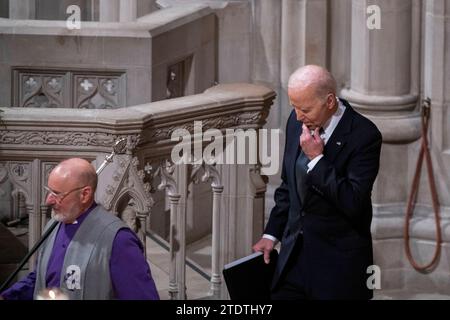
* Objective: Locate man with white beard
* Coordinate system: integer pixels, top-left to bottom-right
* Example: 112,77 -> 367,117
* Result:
0,158 -> 159,300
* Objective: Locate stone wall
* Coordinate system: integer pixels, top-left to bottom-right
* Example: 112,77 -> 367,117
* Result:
0,4 -> 216,109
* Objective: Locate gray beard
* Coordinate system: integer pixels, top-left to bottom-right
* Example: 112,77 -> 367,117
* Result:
51,209 -> 64,222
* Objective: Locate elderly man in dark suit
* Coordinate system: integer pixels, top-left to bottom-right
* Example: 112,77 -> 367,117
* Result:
253,65 -> 382,300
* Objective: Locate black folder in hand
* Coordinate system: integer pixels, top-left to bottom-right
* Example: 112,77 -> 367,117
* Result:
222,250 -> 278,300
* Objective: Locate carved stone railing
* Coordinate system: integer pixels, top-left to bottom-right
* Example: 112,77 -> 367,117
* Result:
0,83 -> 276,299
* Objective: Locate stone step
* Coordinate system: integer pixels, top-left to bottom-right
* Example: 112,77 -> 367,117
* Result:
146,234 -> 212,300
373,290 -> 450,300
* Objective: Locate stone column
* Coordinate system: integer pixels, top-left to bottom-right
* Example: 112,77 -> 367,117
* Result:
210,185 -> 223,298
119,0 -> 137,22
340,0 -> 423,292
251,0 -> 282,219
329,0 -> 352,90
195,163 -> 223,299
423,0 -> 450,167
136,211 -> 147,256
280,0 -> 328,82
340,0 -> 422,204
341,0 -> 418,115
168,193 -> 181,300
27,159 -> 42,269
251,0 -> 282,130
99,0 -> 119,22
173,164 -> 188,300
280,0 -> 328,129
9,0 -> 35,19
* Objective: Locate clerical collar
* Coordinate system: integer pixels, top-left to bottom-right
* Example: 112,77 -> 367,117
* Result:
69,202 -> 97,225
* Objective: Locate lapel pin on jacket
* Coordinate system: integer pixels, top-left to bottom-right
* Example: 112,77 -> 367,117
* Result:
336,141 -> 342,146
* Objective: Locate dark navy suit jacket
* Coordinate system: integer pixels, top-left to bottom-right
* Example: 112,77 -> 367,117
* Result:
265,99 -> 382,299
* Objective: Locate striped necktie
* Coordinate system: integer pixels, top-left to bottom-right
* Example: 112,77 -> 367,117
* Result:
295,150 -> 309,205
296,127 -> 324,203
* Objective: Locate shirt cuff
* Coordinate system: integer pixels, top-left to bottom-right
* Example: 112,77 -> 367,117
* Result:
307,154 -> 324,173
263,234 -> 279,244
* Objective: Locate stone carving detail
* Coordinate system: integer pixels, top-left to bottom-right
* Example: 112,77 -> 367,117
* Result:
146,159 -> 177,196
191,162 -> 222,188
0,161 -> 32,204
11,163 -> 29,181
75,76 -> 121,109
150,112 -> 264,140
125,135 -> 141,154
101,155 -> 154,214
0,131 -> 140,148
20,74 -> 65,108
13,68 -> 125,109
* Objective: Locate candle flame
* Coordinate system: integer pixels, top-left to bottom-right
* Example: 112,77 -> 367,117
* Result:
49,290 -> 56,300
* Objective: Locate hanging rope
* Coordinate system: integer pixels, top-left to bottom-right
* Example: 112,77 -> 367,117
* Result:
404,98 -> 441,273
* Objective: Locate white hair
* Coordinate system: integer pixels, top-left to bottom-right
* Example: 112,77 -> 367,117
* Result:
288,65 -> 337,98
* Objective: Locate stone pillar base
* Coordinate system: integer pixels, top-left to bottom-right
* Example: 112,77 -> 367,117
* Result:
341,88 -> 417,114
341,89 -> 422,144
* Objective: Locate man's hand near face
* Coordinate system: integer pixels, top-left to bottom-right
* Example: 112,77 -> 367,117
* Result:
300,124 -> 324,160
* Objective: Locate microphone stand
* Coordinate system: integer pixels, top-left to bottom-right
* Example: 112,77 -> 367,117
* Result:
0,138 -> 127,293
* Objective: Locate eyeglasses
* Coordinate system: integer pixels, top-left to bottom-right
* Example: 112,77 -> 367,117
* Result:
44,185 -> 87,203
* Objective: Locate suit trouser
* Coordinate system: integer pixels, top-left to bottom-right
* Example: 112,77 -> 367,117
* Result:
271,235 -> 310,300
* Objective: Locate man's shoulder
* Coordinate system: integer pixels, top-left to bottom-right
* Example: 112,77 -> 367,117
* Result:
91,205 -> 128,228
286,109 -> 300,131
93,204 -> 113,214
342,99 -> 382,140
356,114 -> 381,142
90,206 -> 132,244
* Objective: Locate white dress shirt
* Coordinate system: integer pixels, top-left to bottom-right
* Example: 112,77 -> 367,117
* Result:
306,98 -> 346,172
263,98 -> 347,244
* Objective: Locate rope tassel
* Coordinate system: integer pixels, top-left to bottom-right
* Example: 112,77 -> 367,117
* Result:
404,98 -> 442,273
